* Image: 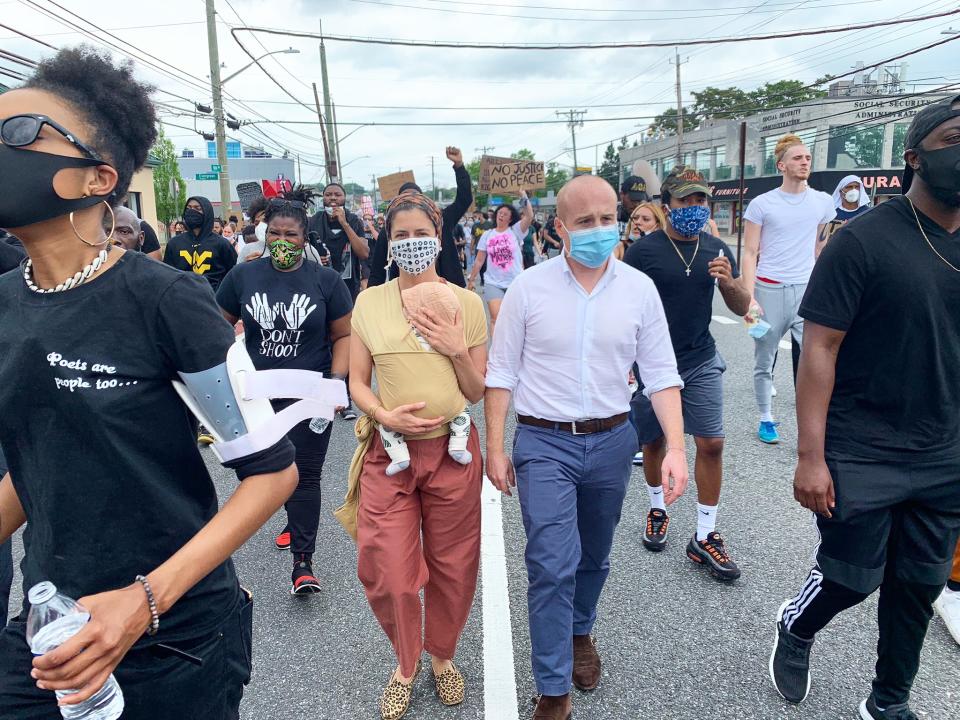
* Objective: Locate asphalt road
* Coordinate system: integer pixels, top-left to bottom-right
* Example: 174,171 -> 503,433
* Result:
5,294 -> 958,719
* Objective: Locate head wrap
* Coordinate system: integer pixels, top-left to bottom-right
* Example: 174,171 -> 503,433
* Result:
385,192 -> 442,238
831,175 -> 869,210
384,192 -> 443,270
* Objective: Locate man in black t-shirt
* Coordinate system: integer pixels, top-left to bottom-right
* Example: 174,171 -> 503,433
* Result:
769,96 -> 960,720
306,182 -> 368,299
624,167 -> 751,582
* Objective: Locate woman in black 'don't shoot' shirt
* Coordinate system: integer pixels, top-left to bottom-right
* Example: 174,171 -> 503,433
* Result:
217,189 -> 354,596
0,48 -> 297,719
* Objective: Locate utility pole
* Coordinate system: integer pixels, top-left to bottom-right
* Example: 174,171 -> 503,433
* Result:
318,21 -> 337,182
296,154 -> 302,185
331,100 -> 342,180
311,82 -> 332,183
556,109 -> 586,173
371,172 -> 378,208
205,0 -> 233,217
670,48 -> 689,164
475,145 -> 496,155
430,156 -> 436,201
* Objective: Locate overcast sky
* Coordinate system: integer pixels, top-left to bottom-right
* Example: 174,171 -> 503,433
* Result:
2,0 -> 958,190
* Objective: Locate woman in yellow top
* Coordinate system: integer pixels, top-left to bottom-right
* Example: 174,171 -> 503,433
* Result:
349,192 -> 488,720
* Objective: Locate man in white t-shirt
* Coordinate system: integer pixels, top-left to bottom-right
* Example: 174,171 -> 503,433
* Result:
740,133 -> 835,445
466,191 -> 534,338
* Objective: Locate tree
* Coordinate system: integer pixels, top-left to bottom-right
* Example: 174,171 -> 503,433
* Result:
545,162 -> 569,194
750,80 -> 826,111
342,182 -> 365,196
510,148 -> 536,160
151,126 -> 186,238
649,106 -> 700,135
691,86 -> 752,121
598,143 -> 619,192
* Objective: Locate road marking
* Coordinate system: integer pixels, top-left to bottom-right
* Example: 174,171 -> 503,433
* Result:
779,340 -> 792,351
481,478 -> 520,720
711,315 -> 739,325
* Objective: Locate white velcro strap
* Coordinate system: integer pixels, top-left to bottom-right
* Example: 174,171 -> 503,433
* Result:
214,399 -> 336,463
237,369 -> 348,407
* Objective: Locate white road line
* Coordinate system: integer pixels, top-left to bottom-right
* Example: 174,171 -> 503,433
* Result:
711,315 -> 739,325
481,478 -> 520,720
779,340 -> 792,351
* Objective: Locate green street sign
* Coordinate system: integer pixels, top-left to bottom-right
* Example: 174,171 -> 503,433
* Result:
211,164 -> 222,172
196,172 -> 219,180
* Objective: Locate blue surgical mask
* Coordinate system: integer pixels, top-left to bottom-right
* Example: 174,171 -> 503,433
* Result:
562,222 -> 620,268
668,205 -> 711,237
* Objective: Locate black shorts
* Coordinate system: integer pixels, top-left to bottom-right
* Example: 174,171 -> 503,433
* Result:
0,589 -> 253,720
816,457 -> 960,594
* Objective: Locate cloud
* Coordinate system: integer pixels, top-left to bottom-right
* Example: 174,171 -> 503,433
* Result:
3,0 -> 957,188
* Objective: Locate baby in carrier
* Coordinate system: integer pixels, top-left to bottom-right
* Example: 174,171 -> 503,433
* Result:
378,281 -> 472,476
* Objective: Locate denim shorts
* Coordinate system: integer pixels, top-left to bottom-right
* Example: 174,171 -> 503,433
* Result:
631,352 -> 726,444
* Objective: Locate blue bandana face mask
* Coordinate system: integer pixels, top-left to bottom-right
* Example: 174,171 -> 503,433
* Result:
668,205 -> 711,237
562,222 -> 620,268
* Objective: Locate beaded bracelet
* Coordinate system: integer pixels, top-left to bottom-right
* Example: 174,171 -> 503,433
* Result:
135,575 -> 160,636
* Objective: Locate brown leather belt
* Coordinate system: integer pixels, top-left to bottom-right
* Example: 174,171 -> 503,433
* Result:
516,413 -> 629,435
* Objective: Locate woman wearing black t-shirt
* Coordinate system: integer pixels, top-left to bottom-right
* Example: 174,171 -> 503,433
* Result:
217,188 -> 354,595
0,48 -> 298,718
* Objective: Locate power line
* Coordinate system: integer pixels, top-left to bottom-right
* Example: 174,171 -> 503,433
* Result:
345,0 -> 882,23
233,8 -> 960,51
0,21 -> 56,49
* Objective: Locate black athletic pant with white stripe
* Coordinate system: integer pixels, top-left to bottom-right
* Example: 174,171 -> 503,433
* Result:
781,457 -> 960,708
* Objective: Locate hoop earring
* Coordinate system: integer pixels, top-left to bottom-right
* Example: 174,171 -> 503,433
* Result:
69,200 -> 115,247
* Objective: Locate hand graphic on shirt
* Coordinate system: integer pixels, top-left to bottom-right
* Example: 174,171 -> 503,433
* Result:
276,293 -> 317,330
245,292 -> 276,330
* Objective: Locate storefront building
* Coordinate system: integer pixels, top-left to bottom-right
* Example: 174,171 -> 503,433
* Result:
619,89 -> 952,235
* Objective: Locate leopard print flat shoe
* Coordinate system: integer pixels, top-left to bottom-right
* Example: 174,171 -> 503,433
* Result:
379,661 -> 420,720
433,663 -> 465,706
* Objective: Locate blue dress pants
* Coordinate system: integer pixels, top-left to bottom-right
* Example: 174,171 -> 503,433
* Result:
514,420 -> 637,695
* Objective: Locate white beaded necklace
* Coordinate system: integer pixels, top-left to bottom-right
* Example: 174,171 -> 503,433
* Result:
23,248 -> 110,294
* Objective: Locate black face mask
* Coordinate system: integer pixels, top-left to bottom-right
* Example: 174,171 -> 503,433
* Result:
915,144 -> 960,193
183,208 -> 205,230
0,144 -> 109,229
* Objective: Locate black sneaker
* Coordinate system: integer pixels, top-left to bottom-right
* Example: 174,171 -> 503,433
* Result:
859,695 -> 919,720
686,531 -> 741,581
338,405 -> 358,421
642,509 -> 669,551
769,600 -> 814,704
290,554 -> 321,595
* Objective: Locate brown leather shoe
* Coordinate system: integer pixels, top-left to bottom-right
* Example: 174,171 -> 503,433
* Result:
572,634 -> 601,691
532,693 -> 572,719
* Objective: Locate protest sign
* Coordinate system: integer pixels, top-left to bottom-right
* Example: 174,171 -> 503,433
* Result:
479,155 -> 546,193
378,170 -> 417,201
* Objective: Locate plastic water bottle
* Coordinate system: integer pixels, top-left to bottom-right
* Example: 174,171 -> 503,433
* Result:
745,304 -> 771,339
309,417 -> 330,434
26,582 -> 124,720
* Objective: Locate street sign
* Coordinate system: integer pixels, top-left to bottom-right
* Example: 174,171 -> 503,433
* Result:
211,164 -> 222,172
196,172 -> 219,180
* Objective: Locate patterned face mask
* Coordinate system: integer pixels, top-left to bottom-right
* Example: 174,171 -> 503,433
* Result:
269,238 -> 303,269
389,236 -> 440,276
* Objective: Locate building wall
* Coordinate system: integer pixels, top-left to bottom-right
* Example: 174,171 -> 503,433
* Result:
178,157 -> 297,213
126,165 -> 159,236
619,92 -> 950,185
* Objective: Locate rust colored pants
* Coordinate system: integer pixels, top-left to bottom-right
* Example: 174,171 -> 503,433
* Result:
357,427 -> 482,677
952,539 -> 960,583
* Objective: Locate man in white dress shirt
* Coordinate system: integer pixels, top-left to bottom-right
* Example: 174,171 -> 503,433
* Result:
485,175 -> 688,720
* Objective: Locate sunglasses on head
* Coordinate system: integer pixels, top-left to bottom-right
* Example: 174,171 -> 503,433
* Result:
268,198 -> 306,211
0,114 -> 107,163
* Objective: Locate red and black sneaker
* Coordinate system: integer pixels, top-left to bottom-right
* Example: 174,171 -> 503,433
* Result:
642,509 -> 669,552
274,530 -> 291,551
290,554 -> 321,595
686,531 -> 741,582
